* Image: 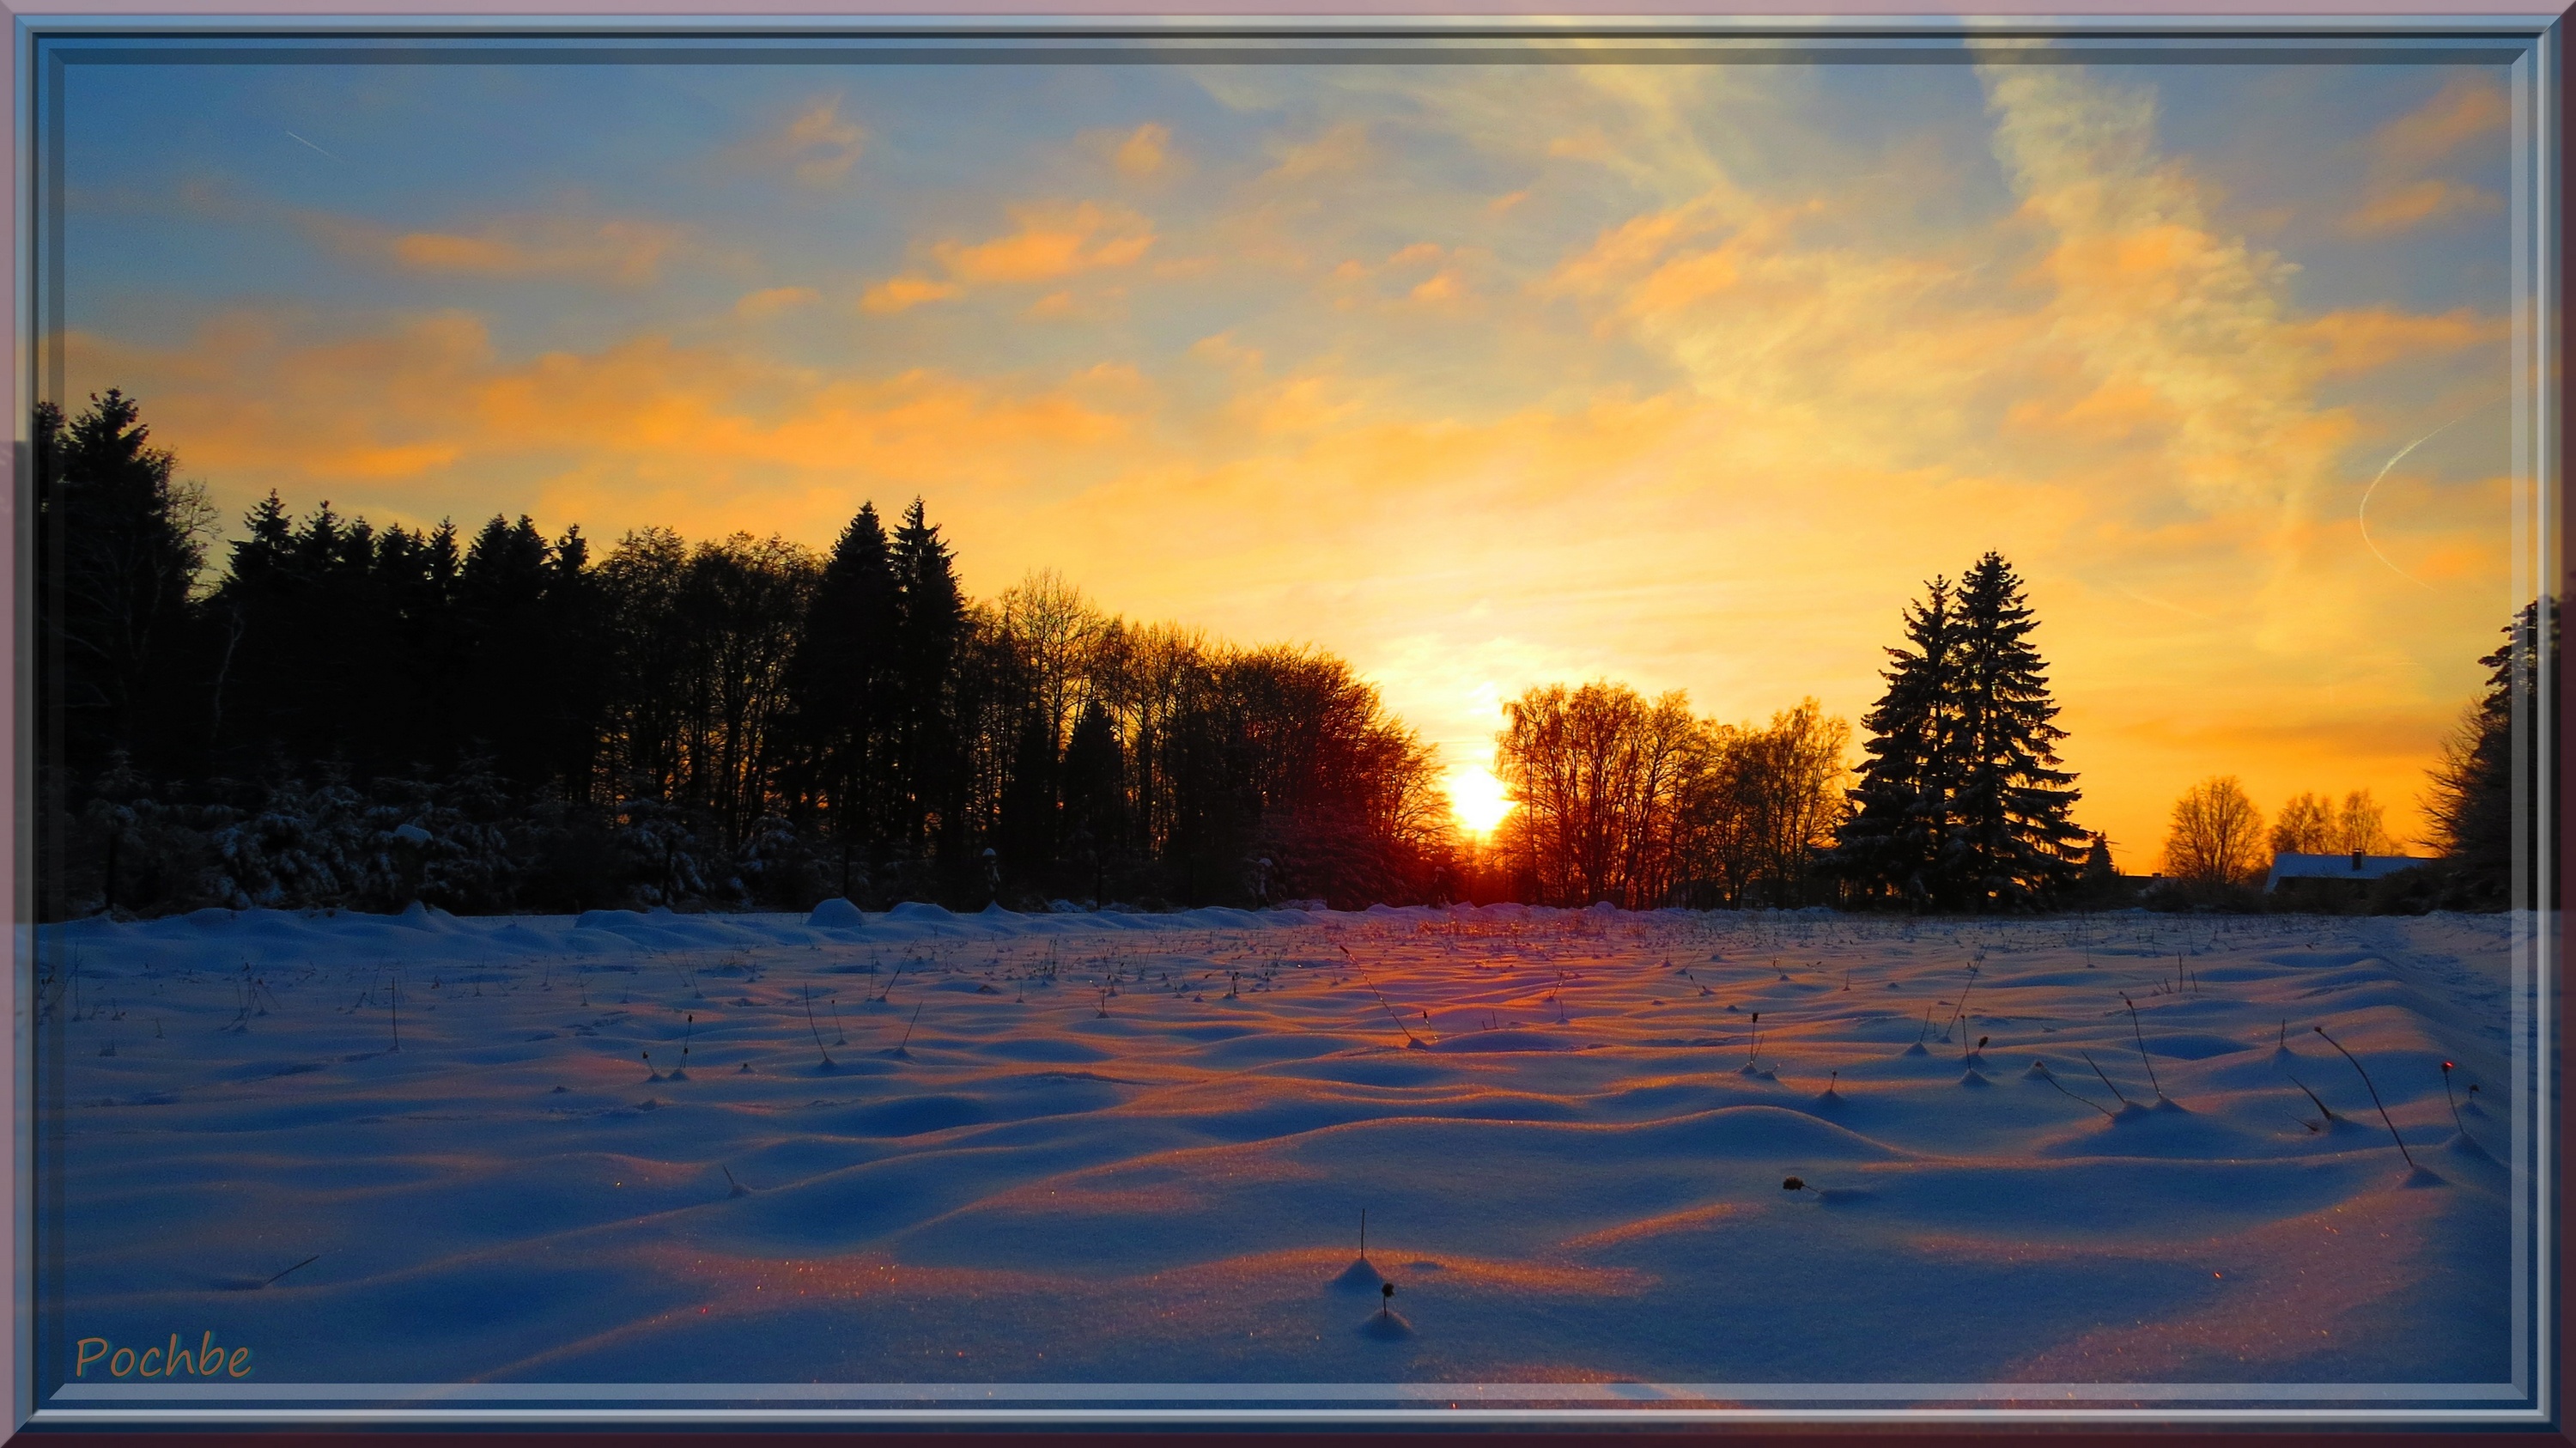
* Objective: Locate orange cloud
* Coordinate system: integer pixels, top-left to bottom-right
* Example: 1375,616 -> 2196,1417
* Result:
734,285 -> 818,319
732,96 -> 867,187
2292,306 -> 2508,375
64,310 -> 1144,545
931,202 -> 1155,285
312,212 -> 683,284
860,275 -> 964,314
1115,124 -> 1171,178
2345,78 -> 2507,234
2001,380 -> 2174,443
2373,78 -> 2509,173
2345,177 -> 2500,235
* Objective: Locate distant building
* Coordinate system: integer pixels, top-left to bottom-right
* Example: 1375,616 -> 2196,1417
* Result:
2263,850 -> 2433,895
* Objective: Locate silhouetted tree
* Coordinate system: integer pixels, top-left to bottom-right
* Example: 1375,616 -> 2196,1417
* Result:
2426,598 -> 2558,906
890,499 -> 966,867
2162,776 -> 2266,886
1830,555 -> 2082,910
781,505 -> 902,895
2271,789 -> 2395,858
35,391 -> 214,782
41,393 -> 1467,916
1942,552 -> 2084,907
1829,575 -> 1958,907
1062,697 -> 1127,901
1492,681 -> 1695,908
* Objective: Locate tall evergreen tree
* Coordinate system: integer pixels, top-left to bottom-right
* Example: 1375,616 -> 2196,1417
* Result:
35,391 -> 213,779
996,703 -> 1060,880
1829,575 -> 1959,908
457,515 -> 557,789
542,525 -> 611,802
781,505 -> 901,892
1062,696 -> 1127,884
890,499 -> 966,865
209,496 -> 381,769
1942,552 -> 2084,907
1832,556 -> 2084,910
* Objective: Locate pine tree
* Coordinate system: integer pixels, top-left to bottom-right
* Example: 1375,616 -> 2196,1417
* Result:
1941,552 -> 2084,907
1829,575 -> 1959,908
890,499 -> 966,867
781,505 -> 902,895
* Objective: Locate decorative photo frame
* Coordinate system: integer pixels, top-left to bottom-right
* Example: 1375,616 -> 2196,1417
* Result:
5,2 -> 2565,1438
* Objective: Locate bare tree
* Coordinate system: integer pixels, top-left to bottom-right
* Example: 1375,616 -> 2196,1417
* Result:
1493,681 -> 1695,908
2272,788 -> 2396,858
1668,700 -> 1850,907
2332,789 -> 2395,855
999,569 -> 1111,753
2162,776 -> 2266,885
1732,699 -> 1851,905
2269,792 -> 2336,855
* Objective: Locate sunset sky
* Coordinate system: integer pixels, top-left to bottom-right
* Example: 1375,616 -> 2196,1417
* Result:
53,40 -> 2531,865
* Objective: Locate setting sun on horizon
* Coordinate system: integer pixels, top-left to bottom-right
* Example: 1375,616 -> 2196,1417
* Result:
1444,764 -> 1517,839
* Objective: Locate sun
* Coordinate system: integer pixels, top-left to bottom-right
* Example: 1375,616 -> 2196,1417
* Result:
1445,765 -> 1516,837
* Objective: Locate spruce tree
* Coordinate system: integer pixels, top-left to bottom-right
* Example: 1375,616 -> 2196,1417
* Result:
459,515 -> 558,789
890,499 -> 966,866
1061,697 -> 1127,903
781,505 -> 902,894
36,391 -> 212,779
1830,575 -> 1958,908
204,491 -> 294,766
526,526 -> 611,806
2081,831 -> 2116,891
1832,555 -> 2085,910
996,704 -> 1060,883
1942,552 -> 2084,907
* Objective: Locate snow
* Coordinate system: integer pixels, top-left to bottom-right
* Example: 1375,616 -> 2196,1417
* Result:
38,905 -> 2534,1410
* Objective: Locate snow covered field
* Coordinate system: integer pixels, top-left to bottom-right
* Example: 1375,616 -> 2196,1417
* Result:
34,903 -> 2542,1416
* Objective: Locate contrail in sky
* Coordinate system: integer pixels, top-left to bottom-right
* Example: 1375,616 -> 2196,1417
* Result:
284,130 -> 340,162
2356,398 -> 2501,592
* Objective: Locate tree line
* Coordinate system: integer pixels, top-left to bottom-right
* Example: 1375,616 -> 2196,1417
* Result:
41,391 -> 1454,917
39,387 -> 2541,919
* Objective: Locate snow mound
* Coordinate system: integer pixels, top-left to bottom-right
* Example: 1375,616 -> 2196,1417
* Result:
1358,1309 -> 1414,1340
1650,1104 -> 1907,1160
806,898 -> 866,928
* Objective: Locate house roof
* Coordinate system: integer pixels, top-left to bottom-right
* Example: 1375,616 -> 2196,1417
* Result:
2263,852 -> 2433,891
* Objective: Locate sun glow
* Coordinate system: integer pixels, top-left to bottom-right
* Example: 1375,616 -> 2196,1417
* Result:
1446,765 -> 1516,837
